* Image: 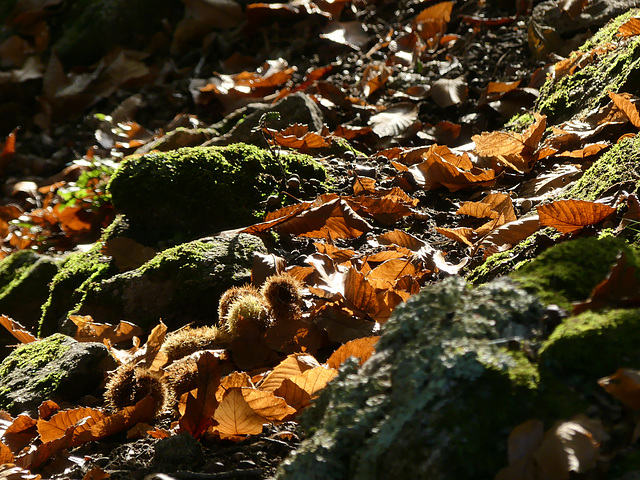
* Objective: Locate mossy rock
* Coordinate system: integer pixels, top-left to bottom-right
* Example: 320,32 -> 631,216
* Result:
277,277 -> 550,480
561,133 -> 640,201
0,333 -> 116,415
510,236 -> 640,310
41,232 -> 266,334
539,308 -> 640,387
0,250 -> 63,359
536,8 -> 640,123
107,143 -> 326,244
39,243 -> 117,337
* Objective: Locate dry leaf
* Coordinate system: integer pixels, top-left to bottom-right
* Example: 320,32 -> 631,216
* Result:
70,315 -> 142,345
431,76 -> 468,108
259,354 -> 321,392
0,316 -> 37,344
102,237 -> 156,272
598,368 -> 640,410
273,366 -> 338,411
618,17 -> 640,37
212,388 -> 265,438
369,103 -> 418,138
241,388 -> 296,421
608,91 -> 640,128
537,200 -> 616,234
326,336 -> 380,369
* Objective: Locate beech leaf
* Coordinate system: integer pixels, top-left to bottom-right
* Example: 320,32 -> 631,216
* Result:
0,316 -> 36,344
326,336 -> 380,369
537,200 -> 616,234
598,368 -> 640,410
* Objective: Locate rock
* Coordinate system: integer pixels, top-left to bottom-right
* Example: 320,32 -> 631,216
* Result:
210,92 -> 326,146
276,277 -> 547,480
0,333 -> 116,415
152,432 -> 205,471
536,8 -> 640,122
0,250 -> 63,359
107,142 -> 326,243
562,133 -> 640,201
40,232 -> 267,335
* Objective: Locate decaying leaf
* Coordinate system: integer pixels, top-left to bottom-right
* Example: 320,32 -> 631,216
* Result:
70,315 -> 142,345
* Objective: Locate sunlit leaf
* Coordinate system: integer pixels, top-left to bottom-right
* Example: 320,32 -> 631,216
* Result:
431,76 -> 468,108
533,420 -> 599,477
537,200 -> 616,234
435,226 -> 475,246
476,216 -> 541,253
369,103 -> 418,138
0,316 -> 36,344
326,336 -> 380,369
608,91 -> 640,128
241,388 -> 296,421
273,366 -> 338,411
259,354 -> 321,392
618,17 -> 640,37
212,388 -> 264,438
70,315 -> 142,345
37,407 -> 104,445
598,368 -> 640,410
320,21 -> 369,50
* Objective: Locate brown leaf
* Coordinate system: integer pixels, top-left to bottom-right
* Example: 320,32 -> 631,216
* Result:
252,252 -> 286,287
0,464 -> 40,480
37,407 -> 104,445
0,442 -> 14,464
241,388 -> 296,421
81,396 -> 156,443
212,388 -> 265,439
266,124 -> 330,153
431,76 -> 468,108
264,316 -> 325,354
102,237 -> 156,272
216,372 -> 254,403
476,216 -> 541,253
343,267 -> 380,316
598,368 -> 640,410
273,366 -> 338,411
435,226 -> 475,246
326,336 -> 380,369
537,200 -> 616,234
369,103 -> 418,138
618,17 -> 640,37
259,354 -> 321,392
608,91 -> 640,128
0,316 -> 36,344
70,315 -> 142,345
275,197 -> 372,239
361,62 -> 392,98
131,321 -> 167,371
4,415 -> 38,454
82,467 -> 110,480
313,300 -> 377,343
533,420 -> 599,478
178,352 -> 222,438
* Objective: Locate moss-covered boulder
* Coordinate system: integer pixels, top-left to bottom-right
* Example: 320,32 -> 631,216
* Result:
536,8 -> 640,123
277,277 -> 547,480
40,232 -> 266,335
107,143 -> 326,244
0,250 -> 64,359
0,333 -> 116,415
562,133 -> 640,201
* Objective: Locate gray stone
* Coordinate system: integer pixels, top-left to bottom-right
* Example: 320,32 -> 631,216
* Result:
0,333 -> 116,415
152,432 -> 205,471
276,277 -> 546,480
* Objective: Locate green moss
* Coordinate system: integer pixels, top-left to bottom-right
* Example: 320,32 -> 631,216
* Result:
504,112 -> 535,132
562,133 -> 640,201
0,333 -> 70,378
511,236 -> 640,310
107,143 -> 327,243
539,308 -> 640,384
536,9 -> 640,122
39,244 -> 116,336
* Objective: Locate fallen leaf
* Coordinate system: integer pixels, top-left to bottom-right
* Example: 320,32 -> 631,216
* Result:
476,216 -> 541,254
431,76 -> 468,108
618,17 -> 640,37
212,388 -> 265,438
241,388 -> 296,421
102,237 -> 156,272
70,315 -> 142,345
326,336 -> 380,369
537,200 -> 616,234
37,407 -> 104,445
259,353 -> 321,392
273,366 -> 338,411
0,316 -> 36,344
599,368 -> 640,410
608,91 -> 640,128
369,103 -> 418,138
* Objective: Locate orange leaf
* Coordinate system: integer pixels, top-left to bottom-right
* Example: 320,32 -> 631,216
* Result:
533,421 -> 599,477
343,267 -> 380,315
409,149 -> 495,191
216,372 -> 254,403
86,396 -> 156,442
274,367 -> 338,411
212,388 -> 264,438
70,315 -> 142,345
598,368 -> 640,410
17,425 -> 75,471
537,200 -> 616,234
326,336 -> 380,369
37,407 -> 104,445
0,441 -> 14,464
476,216 -> 541,254
618,17 -> 640,37
178,352 -> 221,439
241,388 -> 296,421
259,354 -> 321,392
608,91 -> 640,128
0,315 -> 37,344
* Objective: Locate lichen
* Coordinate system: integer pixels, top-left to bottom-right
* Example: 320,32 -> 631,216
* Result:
535,8 -> 640,123
561,133 -> 640,201
107,143 -> 327,243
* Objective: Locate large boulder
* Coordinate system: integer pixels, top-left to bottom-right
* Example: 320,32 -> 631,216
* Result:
277,236 -> 640,479
107,142 -> 326,243
0,333 -> 116,415
40,232 -> 266,336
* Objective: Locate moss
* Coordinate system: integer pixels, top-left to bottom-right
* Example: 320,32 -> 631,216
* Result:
504,112 -> 535,132
107,143 -> 327,243
536,8 -> 640,123
74,233 -> 266,330
539,308 -> 640,383
511,236 -> 640,310
39,244 -> 116,336
562,133 -> 640,201
0,333 -> 70,378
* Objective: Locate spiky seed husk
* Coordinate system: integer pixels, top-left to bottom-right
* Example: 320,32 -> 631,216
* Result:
163,357 -> 198,407
218,285 -> 259,325
260,274 -> 303,322
225,294 -> 271,334
104,362 -> 168,417
161,325 -> 231,364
